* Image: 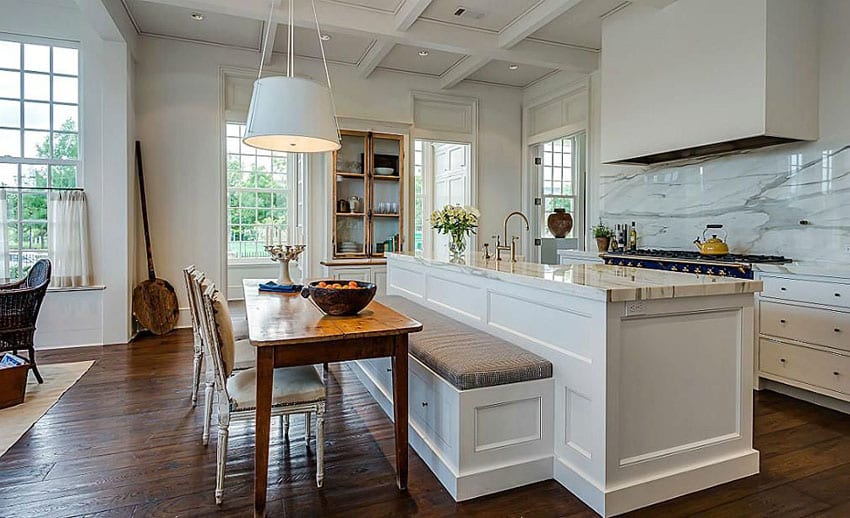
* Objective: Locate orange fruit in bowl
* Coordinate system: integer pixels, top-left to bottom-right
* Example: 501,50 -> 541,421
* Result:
348,281 -> 358,288
318,281 -> 327,288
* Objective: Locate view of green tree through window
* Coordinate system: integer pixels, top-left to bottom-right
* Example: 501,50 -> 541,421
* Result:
0,37 -> 80,278
226,122 -> 297,262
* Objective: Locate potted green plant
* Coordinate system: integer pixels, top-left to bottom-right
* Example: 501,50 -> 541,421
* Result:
591,222 -> 614,253
430,204 -> 480,261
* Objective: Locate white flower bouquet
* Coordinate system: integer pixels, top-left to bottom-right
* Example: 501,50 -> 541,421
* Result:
430,204 -> 480,257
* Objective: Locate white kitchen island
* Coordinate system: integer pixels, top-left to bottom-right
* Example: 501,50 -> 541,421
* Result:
379,251 -> 762,516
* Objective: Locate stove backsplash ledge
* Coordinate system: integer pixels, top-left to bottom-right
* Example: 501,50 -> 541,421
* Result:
599,139 -> 850,265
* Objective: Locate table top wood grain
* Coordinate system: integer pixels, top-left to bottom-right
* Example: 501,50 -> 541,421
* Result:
242,279 -> 422,347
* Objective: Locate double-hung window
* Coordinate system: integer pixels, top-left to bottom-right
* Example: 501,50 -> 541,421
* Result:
0,36 -> 80,278
225,122 -> 304,263
539,133 -> 585,241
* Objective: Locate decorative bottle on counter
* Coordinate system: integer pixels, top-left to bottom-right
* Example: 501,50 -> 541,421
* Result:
629,221 -> 638,251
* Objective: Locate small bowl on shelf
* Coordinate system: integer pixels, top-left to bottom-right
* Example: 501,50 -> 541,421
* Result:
375,167 -> 395,176
301,280 -> 377,316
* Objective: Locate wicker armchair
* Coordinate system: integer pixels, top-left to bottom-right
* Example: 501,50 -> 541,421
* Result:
0,259 -> 52,383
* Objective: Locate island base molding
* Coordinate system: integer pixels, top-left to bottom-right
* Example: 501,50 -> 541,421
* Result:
554,451 -> 760,516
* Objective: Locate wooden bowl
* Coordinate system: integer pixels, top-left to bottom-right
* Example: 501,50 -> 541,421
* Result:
301,280 -> 377,316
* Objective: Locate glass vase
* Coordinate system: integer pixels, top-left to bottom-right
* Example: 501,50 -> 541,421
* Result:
448,232 -> 467,262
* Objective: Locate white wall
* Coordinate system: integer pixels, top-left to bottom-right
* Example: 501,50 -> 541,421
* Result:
593,0 -> 849,265
2,0 -> 135,348
135,36 -> 523,319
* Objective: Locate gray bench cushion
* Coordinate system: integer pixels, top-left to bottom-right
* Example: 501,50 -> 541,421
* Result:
380,295 -> 552,390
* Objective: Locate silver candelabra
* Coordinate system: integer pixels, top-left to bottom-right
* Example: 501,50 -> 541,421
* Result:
264,244 -> 306,285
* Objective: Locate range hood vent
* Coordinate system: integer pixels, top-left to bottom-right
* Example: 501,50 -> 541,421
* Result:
611,136 -> 800,166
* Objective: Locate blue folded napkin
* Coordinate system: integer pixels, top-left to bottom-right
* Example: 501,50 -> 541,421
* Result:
259,281 -> 303,293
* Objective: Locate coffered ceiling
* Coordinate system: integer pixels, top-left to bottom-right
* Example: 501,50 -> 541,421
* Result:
121,0 -> 651,89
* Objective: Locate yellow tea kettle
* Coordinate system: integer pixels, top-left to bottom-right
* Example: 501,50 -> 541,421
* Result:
694,224 -> 730,256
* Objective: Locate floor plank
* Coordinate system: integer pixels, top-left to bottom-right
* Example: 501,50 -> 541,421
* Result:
1,330 -> 848,517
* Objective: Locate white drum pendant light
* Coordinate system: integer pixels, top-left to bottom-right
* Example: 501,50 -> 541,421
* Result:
243,0 -> 341,153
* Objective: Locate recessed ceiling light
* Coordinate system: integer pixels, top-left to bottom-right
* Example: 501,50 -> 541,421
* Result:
190,12 -> 204,21
508,64 -> 519,70
418,50 -> 429,57
320,34 -> 331,41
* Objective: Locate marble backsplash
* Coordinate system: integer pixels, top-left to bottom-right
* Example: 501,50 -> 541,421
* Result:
599,139 -> 850,264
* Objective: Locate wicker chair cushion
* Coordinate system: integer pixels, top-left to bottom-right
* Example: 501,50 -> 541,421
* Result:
380,296 -> 553,390
211,290 -> 236,376
226,365 -> 325,411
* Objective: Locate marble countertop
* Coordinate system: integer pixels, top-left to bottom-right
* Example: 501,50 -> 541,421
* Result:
386,252 -> 762,302
754,261 -> 850,280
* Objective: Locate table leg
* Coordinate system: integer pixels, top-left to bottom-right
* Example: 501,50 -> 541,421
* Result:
254,347 -> 274,517
391,334 -> 409,490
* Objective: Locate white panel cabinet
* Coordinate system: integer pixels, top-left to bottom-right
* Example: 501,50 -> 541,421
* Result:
601,0 -> 818,164
322,265 -> 387,295
757,272 -> 850,406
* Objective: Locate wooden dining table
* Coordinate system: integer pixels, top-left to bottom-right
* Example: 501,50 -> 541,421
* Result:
242,280 -> 422,516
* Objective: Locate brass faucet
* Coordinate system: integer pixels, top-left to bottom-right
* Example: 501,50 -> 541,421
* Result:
500,211 -> 530,262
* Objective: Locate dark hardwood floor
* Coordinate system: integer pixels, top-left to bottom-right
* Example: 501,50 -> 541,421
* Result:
1,330 -> 850,517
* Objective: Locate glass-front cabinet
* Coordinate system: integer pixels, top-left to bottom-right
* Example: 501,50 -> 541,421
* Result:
332,130 -> 404,259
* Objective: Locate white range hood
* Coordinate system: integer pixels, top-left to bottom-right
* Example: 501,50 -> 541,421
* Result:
600,0 -> 819,165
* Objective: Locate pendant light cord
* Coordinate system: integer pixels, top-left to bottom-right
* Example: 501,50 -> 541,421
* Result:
257,0 -> 278,79
310,0 -> 341,143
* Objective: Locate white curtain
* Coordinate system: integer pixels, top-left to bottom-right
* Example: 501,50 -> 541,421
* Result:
48,191 -> 92,287
0,189 -> 7,280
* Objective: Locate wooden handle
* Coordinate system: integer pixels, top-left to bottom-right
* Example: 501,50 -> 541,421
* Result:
136,141 -> 156,281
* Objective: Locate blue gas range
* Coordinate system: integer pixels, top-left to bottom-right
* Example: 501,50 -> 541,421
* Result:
601,249 -> 791,279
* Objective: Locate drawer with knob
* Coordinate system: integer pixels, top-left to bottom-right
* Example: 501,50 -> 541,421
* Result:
760,300 -> 850,352
760,275 -> 850,309
759,338 -> 850,396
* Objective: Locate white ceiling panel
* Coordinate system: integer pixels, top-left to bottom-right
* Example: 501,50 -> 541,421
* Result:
325,0 -> 404,13
466,60 -> 556,87
127,0 -> 262,49
530,0 -> 627,50
273,26 -> 375,65
377,44 -> 465,76
420,0 -> 542,32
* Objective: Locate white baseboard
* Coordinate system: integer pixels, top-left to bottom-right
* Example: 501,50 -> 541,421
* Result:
554,450 -> 759,517
760,378 -> 850,415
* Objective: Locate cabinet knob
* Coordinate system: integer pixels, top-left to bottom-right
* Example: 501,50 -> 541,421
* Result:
836,293 -> 842,298
780,287 -> 787,291
780,358 -> 786,363
834,371 -> 841,376
386,368 -> 392,372
835,328 -> 842,333
421,401 -> 428,407
780,319 -> 787,324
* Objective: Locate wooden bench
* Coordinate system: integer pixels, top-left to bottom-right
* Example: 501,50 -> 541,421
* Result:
350,295 -> 555,501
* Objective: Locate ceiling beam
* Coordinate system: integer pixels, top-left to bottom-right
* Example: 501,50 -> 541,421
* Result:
498,0 -> 583,49
394,0 -> 434,32
138,0 -> 598,73
260,21 -> 277,65
358,40 -> 395,79
440,56 -> 489,89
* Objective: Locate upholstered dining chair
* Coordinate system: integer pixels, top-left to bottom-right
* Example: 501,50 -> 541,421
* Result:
0,259 -> 52,383
199,281 -> 327,504
183,265 -> 252,408
186,268 -> 256,445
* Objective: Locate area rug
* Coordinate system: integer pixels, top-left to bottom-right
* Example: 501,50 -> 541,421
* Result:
0,361 -> 94,457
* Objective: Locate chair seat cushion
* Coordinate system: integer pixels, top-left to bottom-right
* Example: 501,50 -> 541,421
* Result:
232,318 -> 248,341
226,365 -> 325,411
380,296 -> 553,390
233,339 -> 256,370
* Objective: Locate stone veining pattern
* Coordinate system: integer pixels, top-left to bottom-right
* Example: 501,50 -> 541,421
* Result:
599,139 -> 850,265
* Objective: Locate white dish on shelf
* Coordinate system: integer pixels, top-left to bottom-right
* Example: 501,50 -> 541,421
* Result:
375,167 -> 395,176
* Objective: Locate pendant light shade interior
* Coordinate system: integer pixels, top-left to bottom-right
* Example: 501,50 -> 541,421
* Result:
243,76 -> 340,153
